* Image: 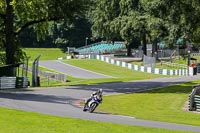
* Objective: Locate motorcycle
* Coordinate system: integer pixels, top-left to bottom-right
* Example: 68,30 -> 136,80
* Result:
83,95 -> 102,113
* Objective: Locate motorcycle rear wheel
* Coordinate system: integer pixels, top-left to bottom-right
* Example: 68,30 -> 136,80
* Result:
83,104 -> 87,112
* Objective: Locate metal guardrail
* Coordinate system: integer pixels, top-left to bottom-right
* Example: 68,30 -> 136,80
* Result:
0,77 -> 16,89
194,95 -> 200,110
188,85 -> 200,111
16,77 -> 29,88
0,76 -> 29,89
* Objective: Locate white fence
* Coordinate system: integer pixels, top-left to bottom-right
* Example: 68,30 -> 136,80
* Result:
93,55 -> 193,76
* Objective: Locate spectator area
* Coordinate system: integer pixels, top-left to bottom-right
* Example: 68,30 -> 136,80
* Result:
75,41 -> 125,54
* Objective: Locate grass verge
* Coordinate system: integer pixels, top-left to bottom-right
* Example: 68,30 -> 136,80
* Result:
0,107 -> 190,133
23,48 -> 66,61
63,59 -> 168,81
99,80 -> 200,126
27,59 -> 170,87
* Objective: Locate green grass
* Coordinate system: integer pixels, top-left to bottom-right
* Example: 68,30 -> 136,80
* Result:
130,55 -> 200,70
1,48 -> 200,132
64,59 -> 168,81
22,48 -> 168,86
23,48 -> 66,61
99,80 -> 200,126
26,58 -> 171,87
0,107 -> 191,133
130,59 -> 188,70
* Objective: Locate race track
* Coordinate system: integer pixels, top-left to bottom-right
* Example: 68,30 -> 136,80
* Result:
1,75 -> 200,132
39,60 -> 112,79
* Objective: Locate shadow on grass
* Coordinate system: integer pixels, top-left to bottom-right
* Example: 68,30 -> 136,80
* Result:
1,77 -> 199,105
64,79 -> 197,94
69,81 -> 124,87
0,91 -> 78,105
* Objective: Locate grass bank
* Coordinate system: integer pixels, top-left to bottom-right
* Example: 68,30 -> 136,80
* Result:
99,80 -> 200,126
23,48 -> 66,61
64,59 -> 167,81
0,107 -> 190,133
23,48 -> 169,87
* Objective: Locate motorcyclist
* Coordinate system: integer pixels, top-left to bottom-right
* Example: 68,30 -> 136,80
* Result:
85,89 -> 103,105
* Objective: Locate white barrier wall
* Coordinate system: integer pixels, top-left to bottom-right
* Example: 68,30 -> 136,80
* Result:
92,55 -> 189,76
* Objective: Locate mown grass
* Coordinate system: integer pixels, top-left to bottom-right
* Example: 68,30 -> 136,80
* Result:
63,59 -> 168,81
23,48 -> 169,87
23,48 -> 66,61
1,48 -> 200,132
99,80 -> 200,126
0,107 -> 191,133
130,55 -> 200,70
20,48 -> 200,126
27,58 -> 170,87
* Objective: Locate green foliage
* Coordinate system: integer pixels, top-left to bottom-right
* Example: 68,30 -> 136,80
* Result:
146,0 -> 200,44
0,0 -> 89,65
50,18 -> 92,52
0,52 -> 5,65
90,0 -> 200,56
19,16 -> 92,52
90,0 -> 121,41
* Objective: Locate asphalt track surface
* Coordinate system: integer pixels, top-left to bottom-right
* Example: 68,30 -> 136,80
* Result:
1,76 -> 200,132
1,60 -> 200,132
39,60 -> 112,79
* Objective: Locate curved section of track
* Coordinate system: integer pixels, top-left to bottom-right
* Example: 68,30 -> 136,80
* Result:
1,75 -> 200,132
39,60 -> 112,79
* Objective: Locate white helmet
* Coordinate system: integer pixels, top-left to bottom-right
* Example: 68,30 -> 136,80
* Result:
97,89 -> 103,95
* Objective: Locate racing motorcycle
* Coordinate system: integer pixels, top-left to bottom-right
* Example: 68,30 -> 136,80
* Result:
83,95 -> 102,113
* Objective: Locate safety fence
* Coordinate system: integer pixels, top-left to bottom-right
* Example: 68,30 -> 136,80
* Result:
192,53 -> 200,56
160,61 -> 187,69
39,71 -> 66,86
22,65 -> 67,84
93,55 -> 192,76
38,70 -> 66,82
188,85 -> 200,112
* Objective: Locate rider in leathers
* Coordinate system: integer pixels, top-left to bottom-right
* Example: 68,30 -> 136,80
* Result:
85,89 -> 103,105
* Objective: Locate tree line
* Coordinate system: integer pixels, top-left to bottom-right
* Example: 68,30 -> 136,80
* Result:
1,0 -> 200,75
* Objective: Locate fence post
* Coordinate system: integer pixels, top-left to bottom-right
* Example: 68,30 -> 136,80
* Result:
32,55 -> 41,87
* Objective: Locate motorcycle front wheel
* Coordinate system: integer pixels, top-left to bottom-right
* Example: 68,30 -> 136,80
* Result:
89,103 -> 98,113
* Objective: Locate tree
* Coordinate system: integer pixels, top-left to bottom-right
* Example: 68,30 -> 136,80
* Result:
51,18 -> 92,52
145,0 -> 200,60
90,0 -> 157,56
0,0 -> 88,75
89,0 -> 121,41
147,0 -> 200,44
90,0 -> 200,58
19,17 -> 92,52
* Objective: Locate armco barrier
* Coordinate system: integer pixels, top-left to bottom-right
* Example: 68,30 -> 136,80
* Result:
188,85 -> 200,111
0,76 -> 29,89
0,77 -> 16,89
16,77 -> 29,88
194,95 -> 200,110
